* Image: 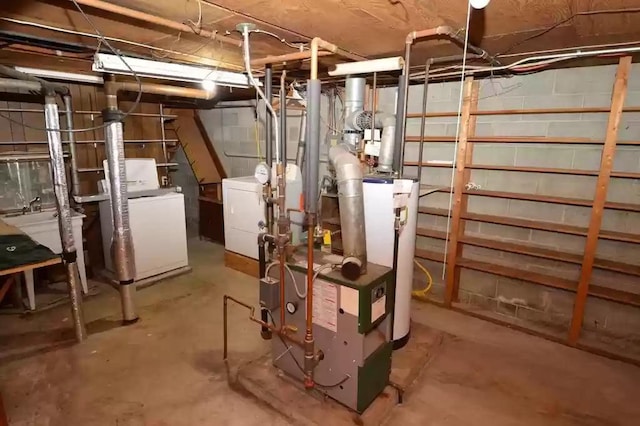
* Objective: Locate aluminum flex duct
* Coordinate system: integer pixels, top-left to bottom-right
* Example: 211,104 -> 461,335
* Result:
329,145 -> 366,279
44,95 -> 87,342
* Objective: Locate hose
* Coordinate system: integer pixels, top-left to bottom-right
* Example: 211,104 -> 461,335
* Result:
412,259 -> 433,297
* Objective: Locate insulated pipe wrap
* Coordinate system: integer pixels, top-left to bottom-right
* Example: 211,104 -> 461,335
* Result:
105,121 -> 136,282
44,98 -> 75,253
329,146 -> 367,278
305,80 -> 321,214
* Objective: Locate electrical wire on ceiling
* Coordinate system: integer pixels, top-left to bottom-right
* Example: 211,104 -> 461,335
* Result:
0,18 -> 237,69
251,29 -> 308,50
0,0 -> 143,133
500,7 -> 640,55
441,0 -> 473,280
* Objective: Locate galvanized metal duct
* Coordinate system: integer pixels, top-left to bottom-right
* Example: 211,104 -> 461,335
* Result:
342,77 -> 366,149
329,145 -> 366,279
44,95 -> 87,342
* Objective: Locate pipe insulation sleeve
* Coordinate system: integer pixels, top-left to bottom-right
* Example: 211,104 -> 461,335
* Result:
44,98 -> 75,253
329,146 -> 367,279
105,121 -> 136,283
306,79 -> 322,214
44,96 -> 87,342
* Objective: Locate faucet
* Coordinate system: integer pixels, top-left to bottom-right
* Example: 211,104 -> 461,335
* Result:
22,196 -> 42,214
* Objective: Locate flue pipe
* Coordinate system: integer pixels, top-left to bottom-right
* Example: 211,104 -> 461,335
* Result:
44,94 -> 87,342
73,0 -> 242,48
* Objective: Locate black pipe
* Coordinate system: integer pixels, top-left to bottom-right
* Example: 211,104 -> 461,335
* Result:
417,60 -> 431,185
392,42 -> 411,174
258,237 -> 271,340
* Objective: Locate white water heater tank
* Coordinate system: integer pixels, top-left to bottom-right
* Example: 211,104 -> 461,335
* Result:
363,178 -> 419,348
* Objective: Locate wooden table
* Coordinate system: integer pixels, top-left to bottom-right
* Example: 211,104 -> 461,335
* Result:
0,257 -> 62,309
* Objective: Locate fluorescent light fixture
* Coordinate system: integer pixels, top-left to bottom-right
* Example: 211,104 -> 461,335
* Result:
201,79 -> 216,93
93,53 -> 258,88
328,56 -> 404,77
13,67 -> 104,84
470,0 -> 491,9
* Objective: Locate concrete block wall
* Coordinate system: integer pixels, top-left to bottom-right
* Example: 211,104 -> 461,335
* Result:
172,145 -> 200,237
399,64 -> 640,347
199,64 -> 640,351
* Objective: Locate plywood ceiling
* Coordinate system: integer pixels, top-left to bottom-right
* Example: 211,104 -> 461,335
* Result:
1,0 -> 640,73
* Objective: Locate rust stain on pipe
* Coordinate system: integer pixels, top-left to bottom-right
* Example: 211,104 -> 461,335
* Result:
75,0 -> 242,48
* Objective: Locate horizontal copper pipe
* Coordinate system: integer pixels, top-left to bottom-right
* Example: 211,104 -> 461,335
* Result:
251,50 -> 332,66
105,80 -> 215,100
74,0 -> 242,48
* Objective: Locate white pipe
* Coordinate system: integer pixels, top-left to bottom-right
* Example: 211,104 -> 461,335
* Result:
413,45 -> 640,80
240,28 -> 280,164
328,57 -> 404,76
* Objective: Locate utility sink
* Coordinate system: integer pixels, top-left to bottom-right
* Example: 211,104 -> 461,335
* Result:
2,210 -> 59,226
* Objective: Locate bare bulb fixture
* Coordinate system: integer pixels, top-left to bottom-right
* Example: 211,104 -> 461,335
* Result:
469,0 -> 491,9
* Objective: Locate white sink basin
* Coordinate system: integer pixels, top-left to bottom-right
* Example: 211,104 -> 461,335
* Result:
2,210 -> 59,226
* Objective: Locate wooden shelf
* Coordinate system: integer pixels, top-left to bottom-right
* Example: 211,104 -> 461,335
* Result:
405,136 -> 640,145
416,227 -> 640,276
464,189 -> 640,213
415,248 -> 442,263
457,258 -> 640,307
405,163 -> 640,180
417,208 -> 640,245
406,106 -> 640,119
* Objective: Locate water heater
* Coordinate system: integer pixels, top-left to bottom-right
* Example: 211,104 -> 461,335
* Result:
363,178 -> 419,347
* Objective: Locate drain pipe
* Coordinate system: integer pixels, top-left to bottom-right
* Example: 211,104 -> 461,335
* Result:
329,145 -> 367,279
44,94 -> 87,342
392,26 -> 502,174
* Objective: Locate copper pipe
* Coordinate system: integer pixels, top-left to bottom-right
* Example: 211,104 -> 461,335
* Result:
251,51 -> 332,67
105,80 -> 215,100
310,38 -> 367,80
74,0 -> 242,48
407,26 -> 502,67
223,295 -> 306,361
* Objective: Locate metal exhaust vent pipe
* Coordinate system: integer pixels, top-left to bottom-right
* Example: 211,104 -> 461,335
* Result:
329,145 -> 366,279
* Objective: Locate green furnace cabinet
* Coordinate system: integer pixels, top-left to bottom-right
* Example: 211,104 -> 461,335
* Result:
262,250 -> 395,413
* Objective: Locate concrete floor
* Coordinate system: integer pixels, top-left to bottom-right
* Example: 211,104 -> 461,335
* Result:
1,239 -> 639,425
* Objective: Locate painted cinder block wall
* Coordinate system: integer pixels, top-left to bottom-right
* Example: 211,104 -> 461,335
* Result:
198,64 -> 640,355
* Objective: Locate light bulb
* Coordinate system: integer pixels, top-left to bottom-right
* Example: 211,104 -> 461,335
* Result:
201,79 -> 216,93
470,0 -> 491,9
